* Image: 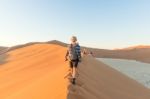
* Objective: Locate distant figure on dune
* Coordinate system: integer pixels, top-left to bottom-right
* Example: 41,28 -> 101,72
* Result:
82,48 -> 88,55
88,50 -> 94,57
65,36 -> 81,85
82,48 -> 94,57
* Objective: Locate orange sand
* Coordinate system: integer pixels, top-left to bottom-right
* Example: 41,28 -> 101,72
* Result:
0,44 -> 69,99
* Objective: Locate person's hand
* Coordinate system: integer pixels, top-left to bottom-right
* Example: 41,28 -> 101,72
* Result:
65,58 -> 68,61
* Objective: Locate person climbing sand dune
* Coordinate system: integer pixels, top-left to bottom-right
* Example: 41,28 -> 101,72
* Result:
65,36 -> 81,85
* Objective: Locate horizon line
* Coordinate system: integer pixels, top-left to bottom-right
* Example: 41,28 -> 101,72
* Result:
1,40 -> 150,50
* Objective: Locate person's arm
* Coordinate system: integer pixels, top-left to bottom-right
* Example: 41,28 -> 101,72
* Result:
65,50 -> 69,61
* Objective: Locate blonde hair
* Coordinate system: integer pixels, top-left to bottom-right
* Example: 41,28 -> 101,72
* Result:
70,36 -> 77,42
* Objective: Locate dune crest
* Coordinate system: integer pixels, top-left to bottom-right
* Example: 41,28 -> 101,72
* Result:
2,40 -> 150,64
120,45 -> 150,50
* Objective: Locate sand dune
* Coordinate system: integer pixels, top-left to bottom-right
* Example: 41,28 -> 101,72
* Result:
118,45 -> 150,50
0,43 -> 150,99
0,44 -> 69,99
67,56 -> 150,99
7,40 -> 67,52
0,47 -> 8,54
89,46 -> 150,63
46,40 -> 67,47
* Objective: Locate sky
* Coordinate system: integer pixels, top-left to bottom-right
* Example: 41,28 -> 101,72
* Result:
0,0 -> 150,49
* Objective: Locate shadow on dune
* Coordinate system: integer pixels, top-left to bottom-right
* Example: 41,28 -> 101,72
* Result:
66,57 -> 86,99
0,53 -> 9,65
67,84 -> 85,99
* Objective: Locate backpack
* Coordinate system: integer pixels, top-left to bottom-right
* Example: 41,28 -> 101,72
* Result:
68,44 -> 80,61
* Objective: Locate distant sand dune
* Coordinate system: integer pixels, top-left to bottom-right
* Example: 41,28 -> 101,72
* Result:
0,47 -> 9,55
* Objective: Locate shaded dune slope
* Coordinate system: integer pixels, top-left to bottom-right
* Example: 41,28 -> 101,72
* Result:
67,56 -> 150,99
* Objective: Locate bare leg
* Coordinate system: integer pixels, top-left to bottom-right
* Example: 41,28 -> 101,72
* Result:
71,68 -> 73,76
72,67 -> 76,78
72,67 -> 79,78
75,67 -> 79,77
72,67 -> 76,85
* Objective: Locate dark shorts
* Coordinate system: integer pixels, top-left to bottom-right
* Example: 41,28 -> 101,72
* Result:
69,59 -> 79,68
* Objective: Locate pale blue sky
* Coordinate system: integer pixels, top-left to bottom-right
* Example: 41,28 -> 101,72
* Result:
0,0 -> 150,49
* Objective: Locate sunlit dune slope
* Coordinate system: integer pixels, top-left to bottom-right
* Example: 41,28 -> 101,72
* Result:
0,44 -> 69,99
